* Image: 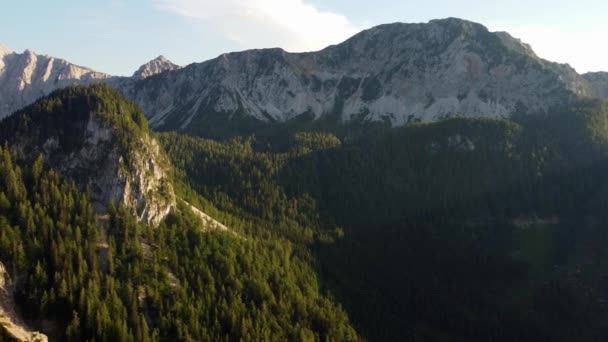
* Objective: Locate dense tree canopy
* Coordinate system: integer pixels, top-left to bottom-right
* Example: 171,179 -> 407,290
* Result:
158,99 -> 608,341
3,85 -> 608,341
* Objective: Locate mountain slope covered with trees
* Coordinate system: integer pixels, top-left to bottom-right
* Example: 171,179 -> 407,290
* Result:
0,87 -> 357,341
2,83 -> 608,341
158,98 -> 608,341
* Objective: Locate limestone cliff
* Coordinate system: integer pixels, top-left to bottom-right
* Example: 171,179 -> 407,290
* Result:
0,84 -> 176,226
0,47 -> 111,120
117,18 -> 596,130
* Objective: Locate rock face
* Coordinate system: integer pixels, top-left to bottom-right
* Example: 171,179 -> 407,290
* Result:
0,48 -> 182,121
1,18 -> 606,131
117,18 -> 596,130
42,116 -> 177,226
0,262 -> 48,342
0,48 -> 112,120
584,72 -> 608,100
132,55 -> 181,80
0,85 -> 176,226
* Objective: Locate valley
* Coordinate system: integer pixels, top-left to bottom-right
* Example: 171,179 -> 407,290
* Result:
1,16 -> 608,342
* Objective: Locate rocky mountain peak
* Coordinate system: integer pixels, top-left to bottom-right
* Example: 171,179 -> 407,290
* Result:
0,45 -> 13,56
122,18 -> 597,132
132,55 -> 180,80
0,47 -> 112,120
0,84 -> 176,226
2,18 -> 608,135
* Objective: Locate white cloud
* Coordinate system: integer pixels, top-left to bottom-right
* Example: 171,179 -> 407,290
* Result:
153,0 -> 366,52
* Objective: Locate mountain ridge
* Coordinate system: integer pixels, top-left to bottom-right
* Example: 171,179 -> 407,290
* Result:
0,47 -> 112,119
1,18 -> 607,133
122,17 -> 598,132
0,48 -> 180,120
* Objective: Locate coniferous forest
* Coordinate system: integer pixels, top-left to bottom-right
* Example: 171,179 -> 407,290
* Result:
2,85 -> 608,341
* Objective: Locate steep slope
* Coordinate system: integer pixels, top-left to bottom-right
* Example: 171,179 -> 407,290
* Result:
0,84 -> 176,226
157,98 -> 608,341
0,263 -> 48,342
0,103 -> 357,341
131,55 -> 181,80
0,47 -> 112,120
584,72 -> 608,100
120,18 -> 594,133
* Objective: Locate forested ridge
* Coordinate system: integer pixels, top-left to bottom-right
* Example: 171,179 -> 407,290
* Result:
159,98 -> 608,341
0,86 -> 356,341
3,85 -> 608,341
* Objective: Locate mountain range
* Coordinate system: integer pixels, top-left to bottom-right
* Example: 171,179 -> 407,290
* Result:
3,17 -> 608,342
1,18 -> 607,135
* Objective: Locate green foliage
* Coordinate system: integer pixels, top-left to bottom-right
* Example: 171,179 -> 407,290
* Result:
157,99 -> 608,341
0,84 -> 149,154
0,143 -> 357,341
5,83 -> 608,341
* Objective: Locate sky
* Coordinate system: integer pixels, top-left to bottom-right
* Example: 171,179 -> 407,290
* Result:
1,0 -> 606,76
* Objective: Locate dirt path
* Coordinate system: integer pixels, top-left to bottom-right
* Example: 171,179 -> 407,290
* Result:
181,199 -> 231,233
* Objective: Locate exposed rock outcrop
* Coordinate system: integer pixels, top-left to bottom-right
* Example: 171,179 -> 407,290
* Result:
0,84 -> 176,226
117,18 -> 596,131
132,55 -> 181,81
0,263 -> 48,342
0,48 -> 112,119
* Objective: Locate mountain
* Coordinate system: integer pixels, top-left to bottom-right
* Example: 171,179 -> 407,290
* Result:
0,84 -> 358,341
132,55 -> 181,80
157,98 -> 608,341
0,47 -> 112,120
1,18 -> 606,135
584,72 -> 608,99
118,18 -> 596,133
0,47 -> 182,121
0,84 -> 176,226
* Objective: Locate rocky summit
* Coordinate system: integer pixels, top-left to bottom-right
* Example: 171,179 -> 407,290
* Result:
0,18 -> 607,133
117,18 -> 598,132
131,55 -> 181,81
0,48 -> 111,120
0,49 -> 180,120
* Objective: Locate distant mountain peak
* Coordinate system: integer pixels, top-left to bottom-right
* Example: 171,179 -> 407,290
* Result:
0,44 -> 13,55
154,55 -> 169,62
132,55 -> 180,80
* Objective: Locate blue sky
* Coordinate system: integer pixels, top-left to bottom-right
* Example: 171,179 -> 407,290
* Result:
1,0 -> 606,75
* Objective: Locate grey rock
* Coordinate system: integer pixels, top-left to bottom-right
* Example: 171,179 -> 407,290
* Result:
117,18 -> 596,129
584,72 -> 608,100
7,110 -> 176,226
132,55 -> 181,80
0,48 -> 112,119
1,18 -> 606,129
